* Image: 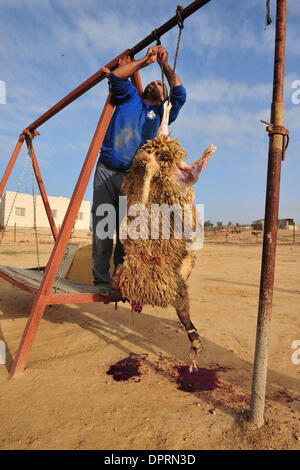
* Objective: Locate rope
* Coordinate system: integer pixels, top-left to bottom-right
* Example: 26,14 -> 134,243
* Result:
160,61 -> 165,92
168,5 -> 184,103
265,0 -> 272,30
152,28 -> 165,96
150,6 -> 184,101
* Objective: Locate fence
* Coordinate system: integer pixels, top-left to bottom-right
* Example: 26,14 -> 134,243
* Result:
0,225 -> 299,245
204,226 -> 299,245
0,226 -> 92,244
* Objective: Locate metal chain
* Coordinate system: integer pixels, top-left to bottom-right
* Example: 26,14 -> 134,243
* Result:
53,213 -> 78,293
0,151 -> 31,244
30,155 -> 40,270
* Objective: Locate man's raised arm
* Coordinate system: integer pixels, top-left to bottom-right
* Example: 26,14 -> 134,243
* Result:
113,46 -> 161,80
157,47 -> 182,88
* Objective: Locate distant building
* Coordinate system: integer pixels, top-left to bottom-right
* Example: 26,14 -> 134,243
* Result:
252,219 -> 264,230
252,218 -> 295,230
0,191 -> 90,230
278,218 -> 294,229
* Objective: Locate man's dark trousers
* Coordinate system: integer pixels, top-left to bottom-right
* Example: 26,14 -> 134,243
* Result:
92,161 -> 126,285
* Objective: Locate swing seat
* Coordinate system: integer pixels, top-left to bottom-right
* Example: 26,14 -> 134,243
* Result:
0,264 -> 123,304
0,264 -> 98,294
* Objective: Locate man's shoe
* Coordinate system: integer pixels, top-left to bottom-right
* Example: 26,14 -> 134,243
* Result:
95,283 -> 118,297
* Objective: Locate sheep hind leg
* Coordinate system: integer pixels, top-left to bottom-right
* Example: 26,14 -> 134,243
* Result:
173,291 -> 202,355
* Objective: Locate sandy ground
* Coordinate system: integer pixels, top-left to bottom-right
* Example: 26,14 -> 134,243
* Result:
0,232 -> 299,450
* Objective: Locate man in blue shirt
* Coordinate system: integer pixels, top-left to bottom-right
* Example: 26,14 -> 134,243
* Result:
92,45 -> 186,295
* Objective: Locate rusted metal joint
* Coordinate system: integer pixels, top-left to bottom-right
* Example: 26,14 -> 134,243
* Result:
261,120 -> 289,161
22,128 -> 40,140
176,5 -> 184,29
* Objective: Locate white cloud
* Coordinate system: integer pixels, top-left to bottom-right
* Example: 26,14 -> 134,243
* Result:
187,78 -> 271,103
0,0 -> 299,221
286,24 -> 300,56
285,107 -> 300,133
183,4 -> 275,57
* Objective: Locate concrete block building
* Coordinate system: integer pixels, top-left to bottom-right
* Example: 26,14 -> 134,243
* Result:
0,191 -> 90,231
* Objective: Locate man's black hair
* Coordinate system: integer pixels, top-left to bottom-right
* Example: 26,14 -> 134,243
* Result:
142,81 -> 168,102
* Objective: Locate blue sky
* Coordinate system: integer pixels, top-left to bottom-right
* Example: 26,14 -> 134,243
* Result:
0,0 -> 299,225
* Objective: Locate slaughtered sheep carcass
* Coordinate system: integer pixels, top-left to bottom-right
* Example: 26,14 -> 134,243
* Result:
112,102 -> 216,355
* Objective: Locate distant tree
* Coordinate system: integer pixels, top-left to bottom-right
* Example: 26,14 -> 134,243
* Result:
228,221 -> 232,226
235,222 -> 240,227
217,221 -> 223,229
204,220 -> 213,227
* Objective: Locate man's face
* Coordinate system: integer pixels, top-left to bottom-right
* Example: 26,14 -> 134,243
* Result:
143,80 -> 167,103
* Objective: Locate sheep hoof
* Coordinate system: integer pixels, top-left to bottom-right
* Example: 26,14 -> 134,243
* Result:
190,336 -> 203,355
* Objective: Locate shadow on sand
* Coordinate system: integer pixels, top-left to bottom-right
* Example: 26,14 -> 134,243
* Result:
1,282 -> 299,423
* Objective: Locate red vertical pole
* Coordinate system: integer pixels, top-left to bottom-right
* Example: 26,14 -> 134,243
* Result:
249,0 -> 288,426
25,136 -> 58,241
0,135 -> 25,197
10,93 -> 115,377
131,71 -> 143,96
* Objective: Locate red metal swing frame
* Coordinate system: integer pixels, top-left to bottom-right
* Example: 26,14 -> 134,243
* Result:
0,57 -> 139,377
0,0 -> 212,377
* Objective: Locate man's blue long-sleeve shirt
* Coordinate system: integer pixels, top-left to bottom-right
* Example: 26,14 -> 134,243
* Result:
99,73 -> 186,170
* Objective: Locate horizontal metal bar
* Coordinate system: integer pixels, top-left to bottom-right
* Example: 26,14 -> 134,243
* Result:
0,271 -> 123,304
26,0 -> 212,132
27,50 -> 130,131
130,0 -> 212,56
46,293 -> 123,305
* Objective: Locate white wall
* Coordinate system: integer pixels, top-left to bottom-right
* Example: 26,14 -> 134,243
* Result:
0,191 -> 90,230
